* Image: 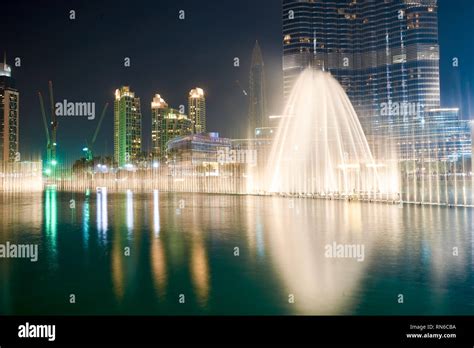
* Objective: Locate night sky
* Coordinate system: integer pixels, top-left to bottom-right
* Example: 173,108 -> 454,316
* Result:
1,0 -> 473,161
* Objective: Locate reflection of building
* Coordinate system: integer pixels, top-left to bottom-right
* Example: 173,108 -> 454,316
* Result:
114,86 -> 142,167
249,41 -> 267,136
0,56 -> 19,163
167,132 -> 231,176
151,94 -> 193,159
188,88 -> 206,134
282,0 -> 447,157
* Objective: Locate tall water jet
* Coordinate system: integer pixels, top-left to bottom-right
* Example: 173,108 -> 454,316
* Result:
266,68 -> 398,200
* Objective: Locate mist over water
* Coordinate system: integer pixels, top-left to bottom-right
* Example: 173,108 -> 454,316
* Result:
266,68 -> 399,199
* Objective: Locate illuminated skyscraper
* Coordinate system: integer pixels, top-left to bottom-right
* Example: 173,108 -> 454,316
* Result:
248,40 -> 267,137
151,94 -> 193,159
189,88 -> 206,134
114,86 -> 142,167
282,0 -> 448,157
0,55 -> 19,163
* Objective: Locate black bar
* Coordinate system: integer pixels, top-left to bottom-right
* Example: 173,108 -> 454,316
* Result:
0,316 -> 473,346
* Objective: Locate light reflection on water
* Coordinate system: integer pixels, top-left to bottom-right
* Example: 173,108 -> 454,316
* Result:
0,191 -> 472,315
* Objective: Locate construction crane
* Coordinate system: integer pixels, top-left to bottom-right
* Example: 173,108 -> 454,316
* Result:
83,103 -> 109,162
38,92 -> 51,162
49,81 -> 58,163
38,81 -> 58,175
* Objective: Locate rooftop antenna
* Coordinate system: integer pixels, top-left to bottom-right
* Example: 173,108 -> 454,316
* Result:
3,51 -> 6,65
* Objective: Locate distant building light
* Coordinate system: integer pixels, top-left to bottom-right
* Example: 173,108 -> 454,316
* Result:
151,94 -> 168,109
189,88 -> 205,98
428,108 -> 459,113
269,115 -> 294,119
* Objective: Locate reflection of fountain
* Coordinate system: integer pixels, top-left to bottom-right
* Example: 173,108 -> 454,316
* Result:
266,68 -> 399,200
150,190 -> 167,298
264,198 -> 374,314
153,190 -> 160,236
190,237 -> 210,307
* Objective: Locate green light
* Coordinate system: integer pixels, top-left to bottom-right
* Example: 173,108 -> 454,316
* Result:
83,147 -> 89,152
45,168 -> 52,175
51,160 -> 58,166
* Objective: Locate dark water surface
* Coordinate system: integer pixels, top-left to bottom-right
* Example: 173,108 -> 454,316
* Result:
0,189 -> 473,315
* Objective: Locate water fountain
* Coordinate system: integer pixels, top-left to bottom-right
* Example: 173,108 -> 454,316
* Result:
265,68 -> 399,201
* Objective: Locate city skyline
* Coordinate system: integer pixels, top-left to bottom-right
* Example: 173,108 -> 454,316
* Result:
282,0 -> 472,162
0,0 -> 473,161
1,2 -> 474,340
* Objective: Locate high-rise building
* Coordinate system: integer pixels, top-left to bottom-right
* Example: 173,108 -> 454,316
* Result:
151,94 -> 193,159
282,0 -> 447,157
188,88 -> 206,134
151,94 -> 168,158
114,86 -> 142,167
0,55 -> 19,163
248,41 -> 267,137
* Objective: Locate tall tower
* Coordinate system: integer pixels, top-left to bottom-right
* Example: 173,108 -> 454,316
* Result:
282,0 -> 441,157
248,40 -> 267,137
151,94 -> 169,159
188,88 -> 206,134
114,86 -> 142,167
0,53 -> 19,163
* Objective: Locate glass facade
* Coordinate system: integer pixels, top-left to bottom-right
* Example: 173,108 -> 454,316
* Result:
0,60 -> 19,163
114,86 -> 142,167
398,108 -> 472,161
281,0 -> 470,160
167,133 -> 231,166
